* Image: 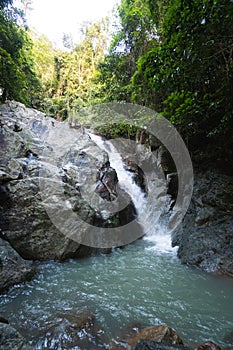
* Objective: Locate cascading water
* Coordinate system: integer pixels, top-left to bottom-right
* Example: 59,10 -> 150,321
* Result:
1,132 -> 233,349
89,133 -> 175,253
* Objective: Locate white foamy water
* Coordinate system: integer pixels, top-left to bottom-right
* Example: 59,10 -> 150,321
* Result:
89,133 -> 176,254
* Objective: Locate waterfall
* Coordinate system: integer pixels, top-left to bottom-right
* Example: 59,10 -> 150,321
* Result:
89,133 -> 176,254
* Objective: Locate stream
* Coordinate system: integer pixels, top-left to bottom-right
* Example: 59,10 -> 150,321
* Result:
0,135 -> 233,349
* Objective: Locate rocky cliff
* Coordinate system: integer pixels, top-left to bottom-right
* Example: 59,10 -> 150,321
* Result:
0,101 -> 140,290
172,170 -> 233,276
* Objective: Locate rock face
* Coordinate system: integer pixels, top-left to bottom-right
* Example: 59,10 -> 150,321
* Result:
0,101 -> 138,261
0,238 -> 35,293
172,171 -> 233,276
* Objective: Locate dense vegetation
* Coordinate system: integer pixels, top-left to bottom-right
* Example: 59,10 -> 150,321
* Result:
0,0 -> 39,104
0,0 -> 233,166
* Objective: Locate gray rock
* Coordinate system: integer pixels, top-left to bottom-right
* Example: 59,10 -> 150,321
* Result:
0,101 -> 137,261
0,315 -> 9,324
0,238 -> 35,293
0,322 -> 33,350
172,171 -> 233,276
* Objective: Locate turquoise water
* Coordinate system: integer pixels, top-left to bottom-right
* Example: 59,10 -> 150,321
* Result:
1,237 -> 233,348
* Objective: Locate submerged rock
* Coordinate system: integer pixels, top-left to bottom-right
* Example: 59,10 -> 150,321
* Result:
29,310 -> 108,349
0,323 -> 33,350
110,324 -> 183,349
172,171 -> 233,276
134,341 -> 191,350
0,238 -> 35,293
0,315 -> 9,324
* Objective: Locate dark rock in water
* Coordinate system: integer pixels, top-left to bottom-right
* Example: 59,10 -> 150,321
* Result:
110,324 -> 183,349
156,145 -> 176,175
110,322 -> 142,349
0,238 -> 35,293
96,164 -> 118,201
172,171 -> 233,276
134,341 -> 191,350
166,173 -> 178,202
223,330 -> 233,345
0,315 -> 9,324
197,341 -> 221,350
33,310 -> 109,349
123,158 -> 147,194
0,323 -> 33,350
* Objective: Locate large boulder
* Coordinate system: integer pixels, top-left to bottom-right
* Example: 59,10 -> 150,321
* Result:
0,101 -> 139,261
110,324 -> 183,350
172,171 -> 233,276
0,238 -> 35,293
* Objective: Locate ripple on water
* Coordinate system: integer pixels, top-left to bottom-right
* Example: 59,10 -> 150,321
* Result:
0,240 -> 233,349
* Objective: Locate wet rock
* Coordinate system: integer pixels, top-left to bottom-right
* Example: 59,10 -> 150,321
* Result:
172,171 -> 233,276
96,163 -> 118,201
197,341 -> 221,350
0,323 -> 33,350
134,341 -> 191,350
34,310 -> 109,349
110,324 -> 183,349
123,158 -> 147,193
156,146 -> 176,175
0,238 -> 35,293
0,315 -> 9,324
110,322 -> 142,349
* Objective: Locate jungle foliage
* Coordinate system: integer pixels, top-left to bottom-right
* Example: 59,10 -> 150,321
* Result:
1,0 -> 232,165
97,0 -> 233,166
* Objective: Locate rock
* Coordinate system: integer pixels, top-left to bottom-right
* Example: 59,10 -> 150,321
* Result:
0,315 -> 9,324
197,341 -> 221,350
110,324 -> 183,349
33,310 -> 109,349
0,238 -> 35,293
134,341 -> 191,350
0,323 -> 33,350
156,146 -> 176,175
95,163 -> 118,201
172,171 -> 233,276
110,322 -> 142,349
123,158 -> 147,193
0,101 -> 138,261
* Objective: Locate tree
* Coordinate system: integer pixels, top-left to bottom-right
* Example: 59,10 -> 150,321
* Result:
96,0 -> 167,102
33,19 -> 110,118
132,0 -> 233,163
0,0 -> 40,104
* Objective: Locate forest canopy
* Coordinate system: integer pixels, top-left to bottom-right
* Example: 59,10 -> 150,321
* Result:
0,0 -> 233,165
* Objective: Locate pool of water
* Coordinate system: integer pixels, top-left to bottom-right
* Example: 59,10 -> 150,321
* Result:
1,237 -> 233,348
